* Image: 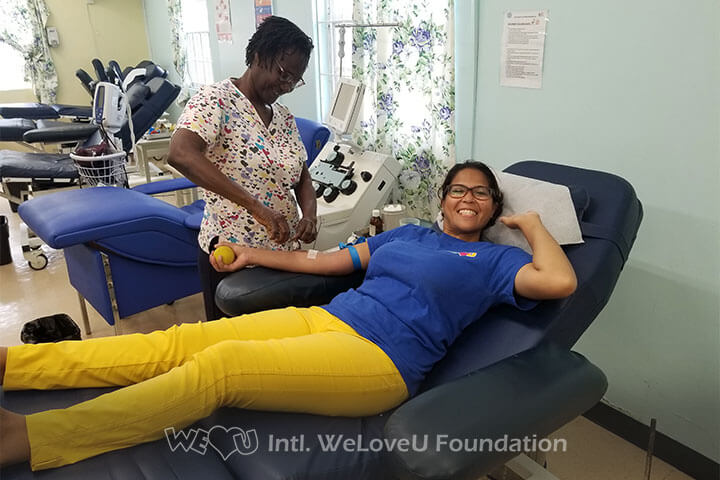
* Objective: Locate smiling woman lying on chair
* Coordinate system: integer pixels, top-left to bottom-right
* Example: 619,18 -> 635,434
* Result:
0,161 -> 576,471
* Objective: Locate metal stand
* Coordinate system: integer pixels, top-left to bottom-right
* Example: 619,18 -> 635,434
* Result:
77,291 -> 91,335
74,254 -> 121,336
100,252 -> 121,335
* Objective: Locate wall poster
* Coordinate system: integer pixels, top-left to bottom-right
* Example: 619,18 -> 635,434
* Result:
500,10 -> 549,89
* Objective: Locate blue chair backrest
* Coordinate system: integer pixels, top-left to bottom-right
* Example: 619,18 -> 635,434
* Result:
295,117 -> 331,166
421,160 -> 643,391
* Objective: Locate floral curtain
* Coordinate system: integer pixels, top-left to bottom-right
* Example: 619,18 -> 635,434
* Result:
0,0 -> 58,104
167,0 -> 191,105
351,0 -> 455,220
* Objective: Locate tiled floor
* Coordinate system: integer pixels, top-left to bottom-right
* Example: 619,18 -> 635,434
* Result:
546,418 -> 693,480
0,197 -> 694,479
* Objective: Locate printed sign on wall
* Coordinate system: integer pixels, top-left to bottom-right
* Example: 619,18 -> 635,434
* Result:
216,0 -> 233,44
500,10 -> 549,89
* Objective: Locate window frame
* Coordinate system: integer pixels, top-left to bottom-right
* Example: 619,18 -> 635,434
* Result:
180,0 -> 214,88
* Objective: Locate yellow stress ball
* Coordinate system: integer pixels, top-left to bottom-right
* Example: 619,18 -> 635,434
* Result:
213,245 -> 236,264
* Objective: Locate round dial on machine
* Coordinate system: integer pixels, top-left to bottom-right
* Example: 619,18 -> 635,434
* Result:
339,178 -> 357,195
322,186 -> 340,203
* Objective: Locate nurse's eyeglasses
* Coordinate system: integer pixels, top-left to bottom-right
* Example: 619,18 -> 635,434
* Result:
276,61 -> 305,89
444,184 -> 494,201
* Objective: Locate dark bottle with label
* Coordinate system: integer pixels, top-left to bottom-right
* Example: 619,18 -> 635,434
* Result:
369,209 -> 384,237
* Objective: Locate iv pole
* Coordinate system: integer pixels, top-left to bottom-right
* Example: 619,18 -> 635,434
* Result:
334,22 -> 400,78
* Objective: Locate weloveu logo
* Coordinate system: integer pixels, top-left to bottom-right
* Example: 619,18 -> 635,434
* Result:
164,426 -> 259,459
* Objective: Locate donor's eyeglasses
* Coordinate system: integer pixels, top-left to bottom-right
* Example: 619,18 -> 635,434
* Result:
445,184 -> 494,200
275,60 -> 305,89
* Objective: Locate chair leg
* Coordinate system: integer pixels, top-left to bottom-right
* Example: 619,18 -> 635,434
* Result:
100,252 -> 122,335
76,291 -> 92,336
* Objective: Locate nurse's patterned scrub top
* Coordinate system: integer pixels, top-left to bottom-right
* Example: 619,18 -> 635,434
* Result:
175,78 -> 308,253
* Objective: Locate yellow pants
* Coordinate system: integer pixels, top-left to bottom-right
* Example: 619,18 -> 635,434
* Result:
4,307 -> 408,470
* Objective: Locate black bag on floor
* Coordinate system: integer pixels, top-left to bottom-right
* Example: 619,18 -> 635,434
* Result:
20,314 -> 81,344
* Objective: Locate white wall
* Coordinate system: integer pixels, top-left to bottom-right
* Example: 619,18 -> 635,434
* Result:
457,0 -> 720,462
142,0 -> 183,120
143,0 -> 318,122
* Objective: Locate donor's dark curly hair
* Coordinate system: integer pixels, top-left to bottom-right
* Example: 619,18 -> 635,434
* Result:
245,16 -> 314,68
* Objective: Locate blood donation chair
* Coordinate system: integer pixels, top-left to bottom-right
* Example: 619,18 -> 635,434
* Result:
0,57 -> 164,151
0,61 -> 177,211
0,104 -> 95,152
0,58 -> 166,146
0,106 -> 97,208
75,59 -> 169,99
295,116 -> 332,165
0,160 -> 642,479
0,57 -> 165,143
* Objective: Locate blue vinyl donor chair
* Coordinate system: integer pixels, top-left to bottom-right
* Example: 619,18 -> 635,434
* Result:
18,186 -> 204,334
0,160 -> 642,479
295,116 -> 331,166
13,117 -> 330,334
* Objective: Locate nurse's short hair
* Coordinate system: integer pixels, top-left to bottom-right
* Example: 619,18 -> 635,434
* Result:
245,16 -> 314,68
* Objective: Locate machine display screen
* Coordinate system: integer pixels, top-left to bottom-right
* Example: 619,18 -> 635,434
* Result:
94,86 -> 105,122
331,83 -> 354,120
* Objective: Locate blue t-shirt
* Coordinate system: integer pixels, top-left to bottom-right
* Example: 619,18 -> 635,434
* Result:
323,225 -> 536,395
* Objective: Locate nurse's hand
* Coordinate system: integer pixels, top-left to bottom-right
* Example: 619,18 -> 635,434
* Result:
252,204 -> 290,244
292,217 -> 317,243
209,242 -> 251,272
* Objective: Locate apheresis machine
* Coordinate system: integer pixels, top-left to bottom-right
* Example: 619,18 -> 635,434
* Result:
307,78 -> 401,250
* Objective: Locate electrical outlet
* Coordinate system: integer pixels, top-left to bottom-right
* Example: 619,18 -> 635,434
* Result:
46,27 -> 59,47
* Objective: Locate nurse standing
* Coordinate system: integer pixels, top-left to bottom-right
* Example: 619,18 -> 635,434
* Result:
168,16 -> 318,320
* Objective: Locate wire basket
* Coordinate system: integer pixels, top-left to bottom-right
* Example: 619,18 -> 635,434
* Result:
70,151 -> 128,188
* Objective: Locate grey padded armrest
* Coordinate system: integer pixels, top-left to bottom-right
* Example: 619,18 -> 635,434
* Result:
215,267 -> 365,316
23,123 -> 98,143
383,343 -> 608,480
0,118 -> 36,142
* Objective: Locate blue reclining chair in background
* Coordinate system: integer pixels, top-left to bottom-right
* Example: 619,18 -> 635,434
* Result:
0,57 -> 167,154
0,160 -> 642,479
295,116 -> 331,165
0,58 -> 168,149
0,103 -> 94,151
0,60 -> 178,212
13,117 -> 331,334
0,104 -> 97,211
